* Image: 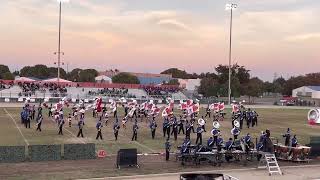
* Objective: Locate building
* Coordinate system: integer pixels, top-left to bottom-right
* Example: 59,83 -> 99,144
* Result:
95,75 -> 112,83
129,72 -> 172,85
98,70 -> 173,85
292,86 -> 320,99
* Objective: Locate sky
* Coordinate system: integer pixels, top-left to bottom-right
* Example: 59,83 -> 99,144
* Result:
0,0 -> 319,81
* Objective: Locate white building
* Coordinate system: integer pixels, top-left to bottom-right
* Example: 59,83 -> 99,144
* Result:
292,86 -> 320,99
95,75 -> 112,83
178,78 -> 201,91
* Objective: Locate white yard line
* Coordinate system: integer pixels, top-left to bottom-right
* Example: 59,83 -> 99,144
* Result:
49,118 -> 86,144
4,108 -> 30,146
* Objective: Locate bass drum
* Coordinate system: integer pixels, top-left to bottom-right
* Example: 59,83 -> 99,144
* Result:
308,109 -> 320,124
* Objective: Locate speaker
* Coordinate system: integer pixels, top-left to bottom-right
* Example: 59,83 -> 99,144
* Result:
116,148 -> 138,169
180,173 -> 224,180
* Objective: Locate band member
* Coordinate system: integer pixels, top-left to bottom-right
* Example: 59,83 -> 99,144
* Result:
200,116 -> 206,132
205,105 -> 211,118
67,114 -> 72,127
77,120 -> 84,138
217,134 -> 224,152
48,103 -> 53,117
96,119 -> 103,140
132,121 -> 139,141
113,104 -> 117,118
211,128 -> 220,146
171,117 -> 178,141
58,118 -> 64,135
225,138 -> 234,162
163,118 -> 169,138
123,104 -> 129,117
165,138 -> 171,161
73,108 -> 78,120
283,128 -> 291,146
190,118 -> 195,133
195,124 -> 204,145
244,133 -> 252,156
246,109 -> 252,128
25,114 -> 31,129
239,111 -> 245,130
178,115 -> 185,134
149,117 -> 157,139
291,135 -> 298,147
113,119 -> 120,141
92,108 -> 97,118
207,137 -> 214,149
231,127 -> 240,140
36,114 -> 43,132
252,110 -> 259,126
185,120 -> 192,139
181,138 -> 191,154
37,104 -> 42,120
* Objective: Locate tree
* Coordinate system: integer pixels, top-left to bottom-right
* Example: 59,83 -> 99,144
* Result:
0,64 -> 13,80
112,72 -> 140,84
198,77 -> 218,97
161,68 -> 195,79
78,69 -> 99,82
244,77 -> 265,103
67,68 -> 82,82
1,72 -> 14,80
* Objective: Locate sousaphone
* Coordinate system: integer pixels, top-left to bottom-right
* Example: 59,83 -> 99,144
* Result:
233,120 -> 240,128
198,118 -> 206,126
213,121 -> 220,129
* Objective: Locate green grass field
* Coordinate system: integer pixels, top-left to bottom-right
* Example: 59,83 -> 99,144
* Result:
0,106 -> 317,155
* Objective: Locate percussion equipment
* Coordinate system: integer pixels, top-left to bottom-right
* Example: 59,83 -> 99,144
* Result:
274,144 -> 311,162
233,120 -> 240,128
213,121 -> 220,129
198,118 -> 206,126
308,109 -> 320,124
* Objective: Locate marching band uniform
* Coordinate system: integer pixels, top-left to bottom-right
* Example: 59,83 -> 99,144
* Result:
252,110 -> 259,126
31,105 -> 35,120
58,118 -> 64,135
150,118 -> 157,139
178,116 -> 185,135
48,104 -> 53,117
132,122 -> 139,141
225,138 -> 234,162
25,114 -> 31,129
185,121 -> 191,139
244,133 -> 252,155
239,111 -> 245,130
124,104 -> 129,117
113,120 -> 120,141
205,106 -> 211,118
283,128 -> 291,146
165,139 -> 171,161
246,109 -> 252,128
96,120 -> 103,140
217,135 -> 224,152
163,118 -> 168,137
113,105 -> 117,118
207,137 -> 214,149
195,125 -> 204,145
37,105 -> 42,120
77,120 -> 84,138
171,118 -> 178,141
36,114 -> 43,132
181,138 -> 191,154
200,116 -> 206,132
231,127 -> 240,140
212,128 -> 220,146
291,135 -> 298,147
190,118 -> 195,133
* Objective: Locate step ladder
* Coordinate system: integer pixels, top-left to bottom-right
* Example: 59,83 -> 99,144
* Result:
258,153 -> 282,176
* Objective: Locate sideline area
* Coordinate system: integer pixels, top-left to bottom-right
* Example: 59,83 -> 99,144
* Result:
83,164 -> 320,180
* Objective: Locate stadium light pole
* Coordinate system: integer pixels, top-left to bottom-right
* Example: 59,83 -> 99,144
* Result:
226,3 -> 237,105
55,0 -> 69,84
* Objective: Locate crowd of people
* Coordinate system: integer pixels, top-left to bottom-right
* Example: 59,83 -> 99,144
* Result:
18,82 -> 68,97
88,88 -> 135,98
143,86 -> 179,98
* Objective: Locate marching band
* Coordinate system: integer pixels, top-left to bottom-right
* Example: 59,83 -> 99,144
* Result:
20,97 -> 310,164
